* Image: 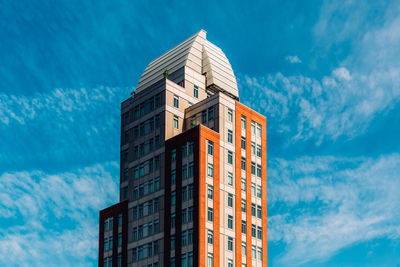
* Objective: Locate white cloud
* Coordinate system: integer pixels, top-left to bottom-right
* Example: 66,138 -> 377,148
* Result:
268,154 -> 400,266
0,162 -> 119,266
285,55 -> 302,64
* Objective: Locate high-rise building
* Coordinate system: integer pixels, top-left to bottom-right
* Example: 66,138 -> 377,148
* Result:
99,29 -> 267,267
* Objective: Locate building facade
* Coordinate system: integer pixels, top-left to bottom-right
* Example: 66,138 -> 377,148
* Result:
99,30 -> 267,267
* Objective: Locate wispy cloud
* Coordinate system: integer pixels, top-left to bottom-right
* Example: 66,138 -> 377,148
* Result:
285,55 -> 302,64
268,154 -> 400,265
0,162 -> 119,267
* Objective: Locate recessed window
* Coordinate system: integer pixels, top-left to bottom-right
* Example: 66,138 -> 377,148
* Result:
241,136 -> 246,149
228,193 -> 233,207
241,178 -> 246,191
207,163 -> 214,177
208,107 -> 214,120
208,141 -> 214,155
228,237 -> 233,251
241,199 -> 246,212
251,141 -> 256,155
227,172 -> 233,186
228,215 -> 233,229
227,150 -> 233,164
202,110 -> 207,123
242,242 -> 247,255
257,185 -> 262,198
208,185 -> 213,199
207,207 -> 213,222
173,115 -> 179,129
241,220 -> 246,234
241,157 -> 246,170
257,144 -> 262,157
257,164 -> 262,177
194,85 -> 199,98
173,95 -> 179,108
208,253 -> 213,267
207,230 -> 213,244
228,108 -> 233,122
228,130 -> 233,143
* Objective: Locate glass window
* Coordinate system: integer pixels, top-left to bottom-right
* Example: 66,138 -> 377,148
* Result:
242,220 -> 246,234
257,185 -> 262,198
241,136 -> 246,149
251,203 -> 256,216
257,247 -> 263,260
188,229 -> 194,244
257,226 -> 262,239
171,191 -> 176,206
227,150 -> 233,164
252,245 -> 257,259
227,130 -> 233,143
228,193 -> 233,207
188,252 -> 194,267
252,224 -> 256,237
251,121 -> 256,135
241,157 -> 246,170
171,213 -> 176,228
228,237 -> 233,251
241,199 -> 246,212
207,185 -> 213,199
208,207 -> 213,222
208,253 -> 213,267
208,107 -> 214,120
182,253 -> 187,267
228,215 -> 233,229
241,178 -> 246,191
257,144 -> 262,157
251,162 -> 256,175
182,231 -> 187,246
207,230 -> 213,244
171,149 -> 176,162
173,115 -> 179,129
256,124 -> 262,137
241,115 -> 246,129
257,205 -> 262,219
171,170 -> 176,185
257,164 -> 262,177
242,242 -> 246,255
251,182 -> 256,196
227,172 -> 233,186
228,108 -> 233,122
188,162 -> 194,177
194,85 -> 199,98
228,259 -> 233,267
207,163 -> 214,177
202,110 -> 207,123
208,141 -> 213,155
173,95 -> 179,108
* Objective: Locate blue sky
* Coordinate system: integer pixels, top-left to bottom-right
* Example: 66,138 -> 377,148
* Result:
1,0 -> 400,266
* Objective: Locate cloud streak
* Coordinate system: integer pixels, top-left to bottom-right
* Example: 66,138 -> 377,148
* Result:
0,162 -> 119,267
268,154 -> 400,265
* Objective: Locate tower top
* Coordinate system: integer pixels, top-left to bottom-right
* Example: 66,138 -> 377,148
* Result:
136,29 -> 239,99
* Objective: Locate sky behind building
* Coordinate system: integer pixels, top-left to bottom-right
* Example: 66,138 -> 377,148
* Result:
1,0 -> 400,266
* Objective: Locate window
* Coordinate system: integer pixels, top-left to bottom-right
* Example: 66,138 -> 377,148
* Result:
208,185 -> 213,199
251,121 -> 256,135
257,205 -> 262,219
174,95 -> 179,108
188,229 -> 194,244
208,141 -> 213,155
171,170 -> 176,185
241,136 -> 246,149
182,164 -> 187,180
182,187 -> 187,201
242,220 -> 246,234
188,207 -> 193,222
241,178 -> 246,191
227,150 -> 233,164
256,144 -> 262,158
228,193 -> 233,207
252,245 -> 257,259
182,231 -> 187,246
182,253 -> 187,267
228,259 -> 233,267
182,208 -> 187,223
118,233 -> 122,247
241,115 -> 246,129
241,157 -> 246,170
208,253 -> 213,267
228,237 -> 233,251
188,252 -> 193,267
208,107 -> 214,120
154,240 -> 159,255
118,213 -> 122,226
251,182 -> 256,196
242,242 -> 247,255
257,226 -> 262,239
171,149 -> 176,162
208,208 -> 213,221
154,219 -> 159,233
257,164 -> 262,178
227,130 -> 233,143
173,115 -> 179,129
207,230 -> 213,244
256,124 -> 262,137
202,110 -> 207,123
252,224 -> 256,237
257,247 -> 263,260
227,172 -> 233,186
155,177 -> 160,191
228,215 -> 233,229
257,185 -> 262,198
251,203 -> 256,216
132,248 -> 137,262
188,162 -> 194,177
207,163 -> 214,177
228,108 -> 233,122
241,199 -> 246,212
124,129 -> 130,142
104,237 -> 108,251
118,253 -> 122,267
251,141 -> 256,155
171,257 -> 175,267
251,162 -> 256,175
109,236 -> 113,250
171,235 -> 175,250
171,191 -> 176,206
194,85 -> 199,98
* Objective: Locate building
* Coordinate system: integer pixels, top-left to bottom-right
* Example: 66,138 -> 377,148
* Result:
99,29 -> 267,267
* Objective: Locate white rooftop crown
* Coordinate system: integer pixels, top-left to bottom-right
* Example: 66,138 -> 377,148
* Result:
136,29 -> 239,98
